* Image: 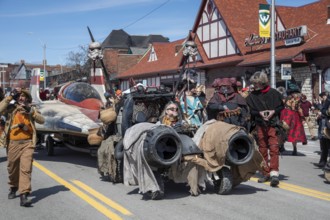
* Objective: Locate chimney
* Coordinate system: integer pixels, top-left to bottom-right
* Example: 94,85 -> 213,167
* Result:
20,60 -> 25,64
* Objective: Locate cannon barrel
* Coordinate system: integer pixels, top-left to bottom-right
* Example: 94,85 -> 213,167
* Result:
143,126 -> 183,168
226,130 -> 255,166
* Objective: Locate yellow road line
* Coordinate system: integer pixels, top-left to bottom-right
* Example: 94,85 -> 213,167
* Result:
72,180 -> 132,216
33,161 -> 123,220
250,177 -> 330,201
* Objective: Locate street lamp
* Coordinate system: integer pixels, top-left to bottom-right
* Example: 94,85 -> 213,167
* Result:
270,0 -> 276,88
28,32 -> 47,89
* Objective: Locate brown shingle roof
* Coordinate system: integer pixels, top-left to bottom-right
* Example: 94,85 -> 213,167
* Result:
118,39 -> 185,78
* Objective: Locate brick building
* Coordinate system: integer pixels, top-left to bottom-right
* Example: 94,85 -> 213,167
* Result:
101,29 -> 169,88
117,0 -> 330,101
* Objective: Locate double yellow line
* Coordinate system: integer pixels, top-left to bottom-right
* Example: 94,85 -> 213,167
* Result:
33,161 -> 133,220
250,177 -> 330,201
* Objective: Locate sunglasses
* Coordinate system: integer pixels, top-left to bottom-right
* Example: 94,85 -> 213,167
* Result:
166,107 -> 178,112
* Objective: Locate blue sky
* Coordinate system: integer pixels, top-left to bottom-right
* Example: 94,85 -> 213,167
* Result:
0,0 -> 318,66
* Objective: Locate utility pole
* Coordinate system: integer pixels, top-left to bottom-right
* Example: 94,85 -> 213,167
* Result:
270,0 -> 276,88
43,43 -> 47,89
28,32 -> 47,89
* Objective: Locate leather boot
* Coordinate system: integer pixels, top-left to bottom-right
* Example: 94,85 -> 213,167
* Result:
8,187 -> 18,199
270,176 -> 279,187
20,193 -> 32,207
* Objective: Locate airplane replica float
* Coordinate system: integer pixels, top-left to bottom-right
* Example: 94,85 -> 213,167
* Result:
29,66 -> 108,156
87,27 -> 264,199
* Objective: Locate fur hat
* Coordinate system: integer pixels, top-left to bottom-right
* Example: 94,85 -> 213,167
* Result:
212,78 -> 222,88
249,71 -> 269,86
21,89 -> 32,103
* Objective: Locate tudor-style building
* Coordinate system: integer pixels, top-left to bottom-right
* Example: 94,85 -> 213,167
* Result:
118,0 -> 330,101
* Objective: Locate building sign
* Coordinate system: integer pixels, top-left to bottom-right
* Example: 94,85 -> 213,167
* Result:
281,64 -> 292,80
284,37 -> 302,46
259,4 -> 271,37
245,25 -> 307,47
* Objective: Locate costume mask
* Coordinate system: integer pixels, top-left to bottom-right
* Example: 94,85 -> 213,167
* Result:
165,104 -> 179,121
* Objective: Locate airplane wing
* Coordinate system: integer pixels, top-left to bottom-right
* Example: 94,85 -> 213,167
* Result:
35,101 -> 101,136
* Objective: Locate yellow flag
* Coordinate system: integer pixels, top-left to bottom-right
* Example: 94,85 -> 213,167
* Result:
259,4 -> 270,37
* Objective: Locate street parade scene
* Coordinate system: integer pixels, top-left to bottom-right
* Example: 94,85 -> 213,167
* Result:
0,0 -> 329,219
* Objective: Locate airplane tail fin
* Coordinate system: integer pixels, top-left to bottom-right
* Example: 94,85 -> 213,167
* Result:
90,68 -> 106,104
30,68 -> 42,103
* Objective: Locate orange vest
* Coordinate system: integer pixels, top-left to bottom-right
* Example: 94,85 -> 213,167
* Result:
9,112 -> 33,140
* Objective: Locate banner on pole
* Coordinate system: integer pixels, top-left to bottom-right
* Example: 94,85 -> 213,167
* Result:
40,70 -> 44,81
259,4 -> 271,38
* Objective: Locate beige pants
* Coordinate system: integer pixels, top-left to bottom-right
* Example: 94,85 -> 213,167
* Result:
7,140 -> 34,194
304,116 -> 316,138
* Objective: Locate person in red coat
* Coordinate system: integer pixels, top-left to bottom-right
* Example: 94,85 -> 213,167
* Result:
280,95 -> 307,155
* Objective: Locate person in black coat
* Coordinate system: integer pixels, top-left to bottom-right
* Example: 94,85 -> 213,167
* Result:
316,93 -> 330,168
246,71 -> 284,187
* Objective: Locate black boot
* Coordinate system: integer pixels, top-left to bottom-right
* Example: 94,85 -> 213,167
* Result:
20,193 -> 32,207
270,176 -> 279,187
8,187 -> 18,199
292,145 -> 297,156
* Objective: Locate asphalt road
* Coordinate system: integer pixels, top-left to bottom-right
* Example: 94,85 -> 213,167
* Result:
0,139 -> 329,220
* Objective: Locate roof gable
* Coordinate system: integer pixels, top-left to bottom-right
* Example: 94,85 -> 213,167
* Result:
102,29 -> 131,49
148,46 -> 158,62
193,0 -> 241,58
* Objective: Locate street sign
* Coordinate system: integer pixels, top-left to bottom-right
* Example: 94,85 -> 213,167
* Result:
281,64 -> 292,80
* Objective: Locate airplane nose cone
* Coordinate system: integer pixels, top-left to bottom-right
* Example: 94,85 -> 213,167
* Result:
79,98 -> 103,110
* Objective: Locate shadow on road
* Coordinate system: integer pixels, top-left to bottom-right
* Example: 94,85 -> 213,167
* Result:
33,147 -> 97,168
31,185 -> 69,204
126,179 -> 268,201
126,182 -> 192,200
230,184 -> 268,195
280,150 -> 306,157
